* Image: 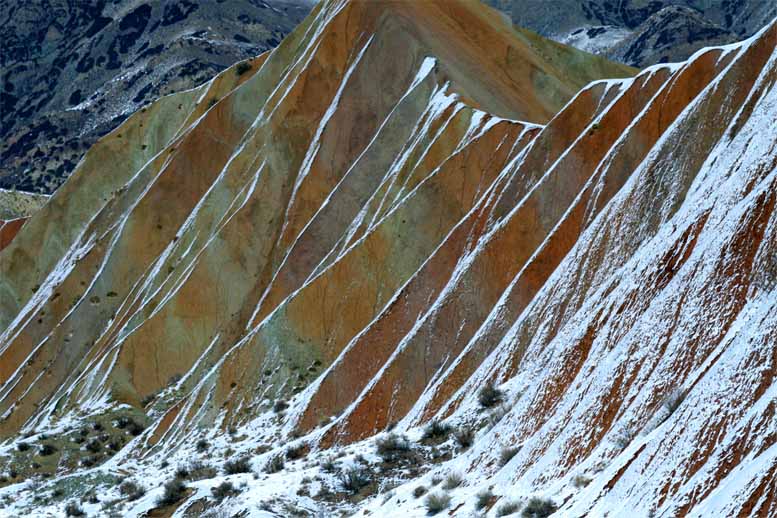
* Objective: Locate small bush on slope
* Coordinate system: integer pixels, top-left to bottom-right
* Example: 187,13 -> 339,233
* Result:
235,62 -> 252,76
413,485 -> 428,498
613,426 -> 637,450
286,443 -> 308,461
338,465 -> 372,494
500,446 -> 521,466
223,455 -> 252,475
497,500 -> 521,516
376,433 -> 411,462
521,497 -> 557,518
453,427 -> 475,449
422,420 -> 452,442
64,502 -> 85,516
442,472 -> 463,489
119,480 -> 146,501
478,382 -> 504,408
265,454 -> 285,474
425,491 -> 451,515
320,456 -> 337,473
196,438 -> 209,453
157,478 -> 187,506
475,489 -> 495,510
572,474 -> 591,488
211,481 -> 240,501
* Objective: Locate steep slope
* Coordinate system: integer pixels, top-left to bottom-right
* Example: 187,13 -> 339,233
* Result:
0,1 -> 775,517
0,0 -> 312,194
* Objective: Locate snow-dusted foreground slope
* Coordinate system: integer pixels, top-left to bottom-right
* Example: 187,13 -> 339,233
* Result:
0,1 -> 774,516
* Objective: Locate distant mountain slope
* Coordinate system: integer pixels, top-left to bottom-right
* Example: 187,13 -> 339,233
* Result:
0,1 -> 775,517
0,0 -> 312,194
608,6 -> 738,67
511,0 -> 776,66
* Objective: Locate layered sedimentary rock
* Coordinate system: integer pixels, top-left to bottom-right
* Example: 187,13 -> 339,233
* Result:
0,0 -> 775,516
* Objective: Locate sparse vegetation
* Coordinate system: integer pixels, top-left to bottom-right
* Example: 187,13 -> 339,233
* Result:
475,489 -> 495,510
264,454 -> 285,474
375,433 -> 411,462
64,502 -> 85,516
175,465 -> 191,479
521,497 -> 557,518
211,481 -> 239,501
500,446 -> 521,466
422,420 -> 452,442
338,465 -> 371,494
224,455 -> 252,475
497,501 -> 521,516
424,491 -> 451,515
157,478 -> 187,506
453,427 -> 474,449
286,443 -> 307,461
662,388 -> 687,415
236,62 -> 253,76
187,461 -> 217,480
478,382 -> 504,408
613,426 -> 637,450
413,485 -> 428,498
39,443 -> 57,456
572,474 -> 591,488
320,456 -> 337,473
442,472 -> 463,490
119,480 -> 146,501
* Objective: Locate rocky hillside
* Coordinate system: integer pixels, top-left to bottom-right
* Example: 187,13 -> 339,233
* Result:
512,0 -> 776,66
0,189 -> 49,252
0,0 -> 312,194
607,6 -> 738,67
0,0 -> 775,517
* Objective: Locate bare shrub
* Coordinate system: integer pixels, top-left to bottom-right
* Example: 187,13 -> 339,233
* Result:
264,454 -> 284,474
119,480 -> 145,501
157,478 -> 187,506
572,474 -> 591,488
211,481 -> 239,501
338,465 -> 371,494
442,472 -> 463,490
453,427 -> 474,449
475,488 -> 495,510
422,420 -> 452,442
521,497 -> 557,518
499,446 -> 520,466
424,491 -> 451,515
497,500 -> 521,516
478,382 -> 504,408
375,433 -> 411,462
224,455 -> 252,475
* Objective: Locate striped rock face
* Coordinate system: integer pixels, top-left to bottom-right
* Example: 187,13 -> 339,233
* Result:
0,1 -> 775,517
